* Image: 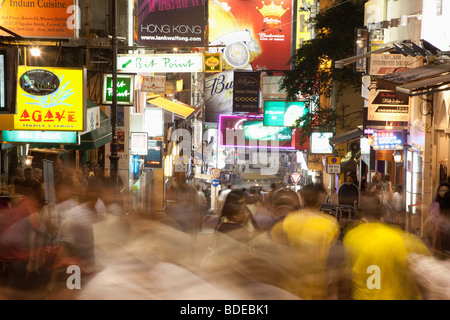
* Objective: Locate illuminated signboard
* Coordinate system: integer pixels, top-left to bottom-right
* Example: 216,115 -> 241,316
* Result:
243,120 -> 292,141
14,66 -> 85,131
145,140 -> 163,168
263,100 -> 307,127
218,115 -> 294,149
0,0 -> 79,39
2,130 -> 78,144
136,0 -> 206,47
130,132 -> 148,156
0,52 -> 5,111
117,54 -> 203,73
372,131 -> 404,150
144,107 -> 164,137
310,132 -> 333,154
102,74 -> 135,105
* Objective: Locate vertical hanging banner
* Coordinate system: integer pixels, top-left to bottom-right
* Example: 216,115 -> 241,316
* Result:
208,0 -> 292,71
204,70 -> 234,122
0,0 -> 79,38
14,66 -> 85,131
232,71 -> 260,113
136,0 -> 206,47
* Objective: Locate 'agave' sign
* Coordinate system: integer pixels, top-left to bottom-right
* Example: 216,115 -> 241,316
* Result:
14,66 -> 86,132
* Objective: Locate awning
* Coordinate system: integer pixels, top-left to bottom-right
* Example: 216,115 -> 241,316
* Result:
377,63 -> 450,96
329,127 -> 364,146
335,43 -> 395,68
147,95 -> 200,119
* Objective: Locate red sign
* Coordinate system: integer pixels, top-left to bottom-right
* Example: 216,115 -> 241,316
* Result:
290,173 -> 301,184
210,168 -> 221,179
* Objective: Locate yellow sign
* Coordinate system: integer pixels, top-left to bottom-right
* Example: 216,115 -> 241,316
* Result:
15,66 -> 85,131
327,156 -> 341,164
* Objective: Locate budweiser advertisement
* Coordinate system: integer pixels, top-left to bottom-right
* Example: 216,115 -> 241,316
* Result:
208,0 -> 292,71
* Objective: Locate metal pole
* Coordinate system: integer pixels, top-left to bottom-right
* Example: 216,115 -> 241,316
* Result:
109,0 -> 119,185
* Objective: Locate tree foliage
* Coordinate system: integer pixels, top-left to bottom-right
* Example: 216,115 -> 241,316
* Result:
280,0 -> 367,144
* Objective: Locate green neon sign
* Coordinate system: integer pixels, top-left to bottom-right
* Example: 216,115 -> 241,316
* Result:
103,74 -> 134,105
2,130 -> 78,144
263,101 -> 308,127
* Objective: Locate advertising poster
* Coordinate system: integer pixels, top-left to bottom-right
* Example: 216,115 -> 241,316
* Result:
208,0 -> 292,71
232,71 -> 260,113
204,70 -> 234,122
14,66 -> 85,131
136,0 -> 206,47
0,0 -> 78,38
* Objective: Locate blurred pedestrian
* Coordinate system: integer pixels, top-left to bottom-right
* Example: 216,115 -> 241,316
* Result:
216,190 -> 257,243
276,183 -> 341,299
338,172 -> 359,208
32,168 -> 43,184
343,195 -> 430,300
164,172 -> 201,236
428,182 -> 450,219
423,190 -> 450,258
47,179 -> 103,295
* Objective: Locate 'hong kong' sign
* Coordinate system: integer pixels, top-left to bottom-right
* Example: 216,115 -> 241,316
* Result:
14,66 -> 86,131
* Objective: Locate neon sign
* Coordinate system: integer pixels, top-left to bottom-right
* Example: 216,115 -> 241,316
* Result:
372,131 -> 404,150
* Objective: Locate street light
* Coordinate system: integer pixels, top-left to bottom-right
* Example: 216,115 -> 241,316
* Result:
394,150 -> 402,163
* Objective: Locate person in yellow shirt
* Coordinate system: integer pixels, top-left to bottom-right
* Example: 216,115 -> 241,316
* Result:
343,195 -> 430,300
272,183 -> 340,300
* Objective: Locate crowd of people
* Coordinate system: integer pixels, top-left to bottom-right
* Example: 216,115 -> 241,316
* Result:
0,162 -> 126,299
0,164 -> 449,300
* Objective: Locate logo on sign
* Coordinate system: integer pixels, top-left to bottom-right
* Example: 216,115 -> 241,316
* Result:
20,69 -> 60,96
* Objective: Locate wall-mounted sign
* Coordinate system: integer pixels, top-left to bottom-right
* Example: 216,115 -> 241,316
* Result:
14,66 -> 85,131
145,140 -> 163,168
140,75 -> 166,93
369,54 -> 416,76
130,132 -> 148,156
204,70 -> 233,122
82,106 -> 100,134
363,107 -> 408,130
103,74 -> 134,105
263,100 -> 307,127
203,53 -> 222,72
0,51 -> 6,112
311,132 -> 333,154
0,0 -> 79,39
233,71 -> 260,113
136,0 -> 206,47
2,130 -> 78,144
117,54 -> 203,73
368,89 -> 410,122
372,131 -> 404,150
144,107 -> 164,137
